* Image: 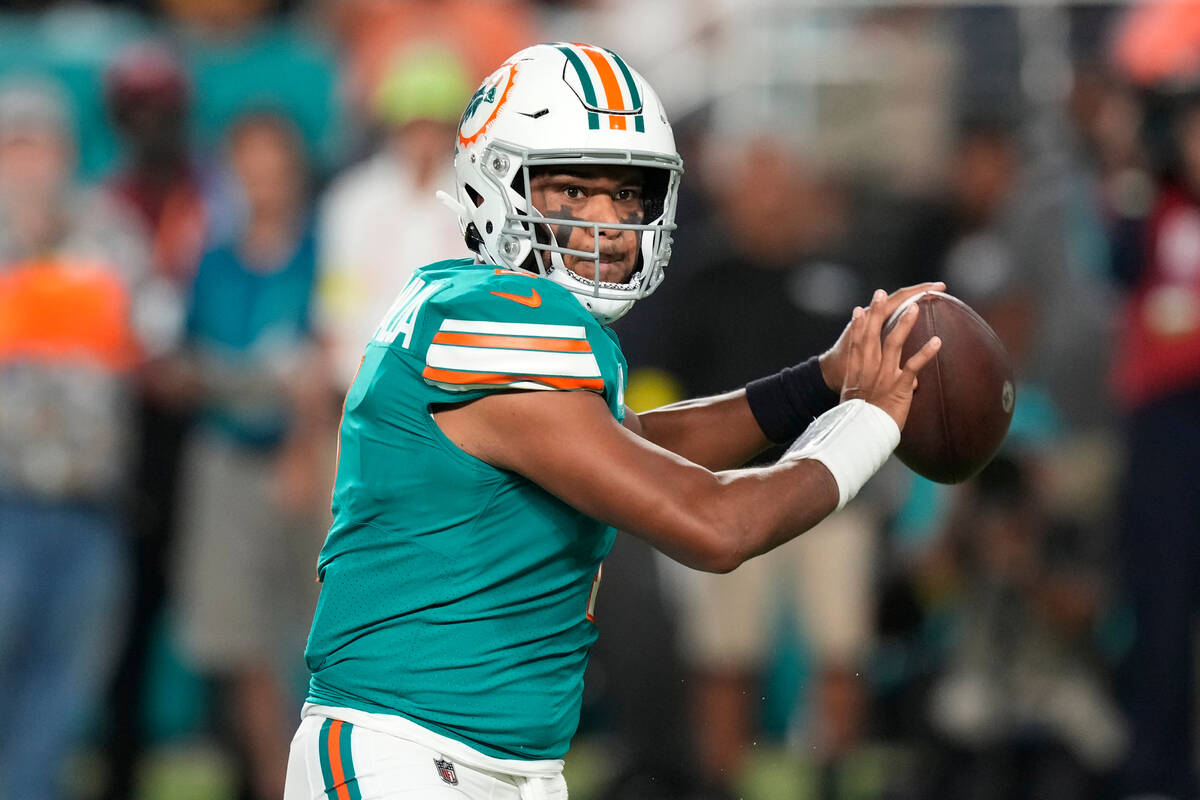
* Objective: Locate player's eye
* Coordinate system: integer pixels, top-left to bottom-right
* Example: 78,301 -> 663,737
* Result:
563,185 -> 585,200
615,188 -> 642,203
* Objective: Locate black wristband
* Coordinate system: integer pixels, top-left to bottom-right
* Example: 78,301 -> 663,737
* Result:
745,356 -> 841,443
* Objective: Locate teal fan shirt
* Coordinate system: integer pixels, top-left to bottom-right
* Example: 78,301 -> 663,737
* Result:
305,258 -> 626,760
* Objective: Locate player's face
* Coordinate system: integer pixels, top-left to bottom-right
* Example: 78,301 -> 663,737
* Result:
528,165 -> 645,284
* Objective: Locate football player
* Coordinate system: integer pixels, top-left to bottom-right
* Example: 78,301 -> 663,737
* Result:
284,42 -> 941,800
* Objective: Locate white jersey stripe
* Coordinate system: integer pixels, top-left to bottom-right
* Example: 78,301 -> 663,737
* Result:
441,318 -> 587,340
428,379 -> 557,393
427,344 -> 601,378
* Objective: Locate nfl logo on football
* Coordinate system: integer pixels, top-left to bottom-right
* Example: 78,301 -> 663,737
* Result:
433,757 -> 459,786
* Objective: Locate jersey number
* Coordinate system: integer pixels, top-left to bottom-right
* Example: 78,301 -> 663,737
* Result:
374,277 -> 442,348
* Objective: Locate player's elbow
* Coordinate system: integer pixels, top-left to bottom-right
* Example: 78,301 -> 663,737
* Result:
644,478 -> 760,573
699,546 -> 743,574
680,519 -> 748,574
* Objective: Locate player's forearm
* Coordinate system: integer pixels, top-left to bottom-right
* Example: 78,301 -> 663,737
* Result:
646,401 -> 898,572
635,354 -> 845,470
635,389 -> 772,470
636,455 -> 838,573
713,459 -> 840,563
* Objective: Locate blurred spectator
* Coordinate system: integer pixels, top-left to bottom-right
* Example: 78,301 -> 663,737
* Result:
0,74 -> 176,800
0,4 -> 148,178
892,116 -> 1037,360
1112,0 -> 1200,89
633,132 -> 882,796
316,44 -> 469,392
98,39 -> 212,800
156,0 -> 277,41
921,454 -> 1126,800
1104,74 -> 1200,800
321,0 -> 538,121
889,116 -> 1059,445
170,110 -> 331,800
158,0 -> 343,173
104,40 -> 208,283
878,101 -> 1127,794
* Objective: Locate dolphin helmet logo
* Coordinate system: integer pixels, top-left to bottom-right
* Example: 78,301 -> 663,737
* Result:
458,62 -> 519,149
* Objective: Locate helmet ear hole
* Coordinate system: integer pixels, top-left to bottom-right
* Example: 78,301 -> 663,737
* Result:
464,184 -> 484,207
512,205 -> 531,234
510,172 -> 527,197
485,220 -> 493,234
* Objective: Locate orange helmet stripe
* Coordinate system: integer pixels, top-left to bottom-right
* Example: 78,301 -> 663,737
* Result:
578,45 -> 628,130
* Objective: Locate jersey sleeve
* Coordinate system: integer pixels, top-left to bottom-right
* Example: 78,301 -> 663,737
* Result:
418,270 -> 609,395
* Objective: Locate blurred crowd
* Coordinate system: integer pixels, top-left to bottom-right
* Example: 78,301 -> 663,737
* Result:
1,1 -> 1199,799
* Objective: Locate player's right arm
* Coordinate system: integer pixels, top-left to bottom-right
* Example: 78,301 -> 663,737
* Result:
434,292 -> 940,572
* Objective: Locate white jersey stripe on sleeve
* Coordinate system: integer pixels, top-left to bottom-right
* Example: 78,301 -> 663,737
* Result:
440,318 -> 587,340
427,344 -> 602,378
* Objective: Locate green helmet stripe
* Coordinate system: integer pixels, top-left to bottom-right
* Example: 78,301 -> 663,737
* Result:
607,48 -> 645,132
607,50 -> 641,108
557,45 -> 601,130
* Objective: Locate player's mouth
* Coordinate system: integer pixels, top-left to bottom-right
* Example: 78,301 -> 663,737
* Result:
566,252 -> 633,285
594,254 -> 632,283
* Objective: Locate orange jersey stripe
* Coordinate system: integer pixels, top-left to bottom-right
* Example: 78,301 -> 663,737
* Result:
328,720 -> 351,800
580,46 -> 628,130
423,366 -> 604,391
0,260 -> 139,371
432,332 -> 592,353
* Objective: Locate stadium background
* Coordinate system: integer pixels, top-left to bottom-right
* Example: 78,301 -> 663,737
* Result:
0,0 -> 1197,798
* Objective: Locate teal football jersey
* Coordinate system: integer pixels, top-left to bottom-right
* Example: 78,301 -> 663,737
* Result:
305,258 -> 626,760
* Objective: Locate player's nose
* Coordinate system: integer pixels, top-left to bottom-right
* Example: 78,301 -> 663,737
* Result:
586,193 -> 622,234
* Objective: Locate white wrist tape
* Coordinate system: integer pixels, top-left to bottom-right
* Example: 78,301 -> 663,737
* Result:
781,399 -> 901,511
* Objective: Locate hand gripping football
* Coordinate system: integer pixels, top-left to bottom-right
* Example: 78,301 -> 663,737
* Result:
882,291 -> 1015,483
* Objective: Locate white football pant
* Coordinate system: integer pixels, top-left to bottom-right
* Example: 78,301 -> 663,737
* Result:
284,705 -> 568,800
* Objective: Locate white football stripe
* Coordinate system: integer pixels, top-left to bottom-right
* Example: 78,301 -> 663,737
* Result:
427,344 -> 601,378
440,318 -> 587,340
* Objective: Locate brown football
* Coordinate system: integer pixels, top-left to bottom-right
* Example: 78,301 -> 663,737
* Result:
882,291 -> 1015,483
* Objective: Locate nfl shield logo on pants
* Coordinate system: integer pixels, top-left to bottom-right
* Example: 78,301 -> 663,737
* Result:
434,757 -> 459,785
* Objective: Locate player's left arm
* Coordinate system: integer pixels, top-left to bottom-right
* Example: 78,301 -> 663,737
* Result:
624,282 -> 944,471
622,390 -> 770,471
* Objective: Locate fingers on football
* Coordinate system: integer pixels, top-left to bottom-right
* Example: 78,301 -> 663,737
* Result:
883,302 -> 920,366
863,289 -> 887,368
844,306 -> 865,392
902,335 -> 942,383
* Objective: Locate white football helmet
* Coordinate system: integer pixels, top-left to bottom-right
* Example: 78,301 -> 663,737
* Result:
440,42 -> 683,324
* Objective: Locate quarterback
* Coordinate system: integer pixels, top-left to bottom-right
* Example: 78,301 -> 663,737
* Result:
284,43 -> 941,800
